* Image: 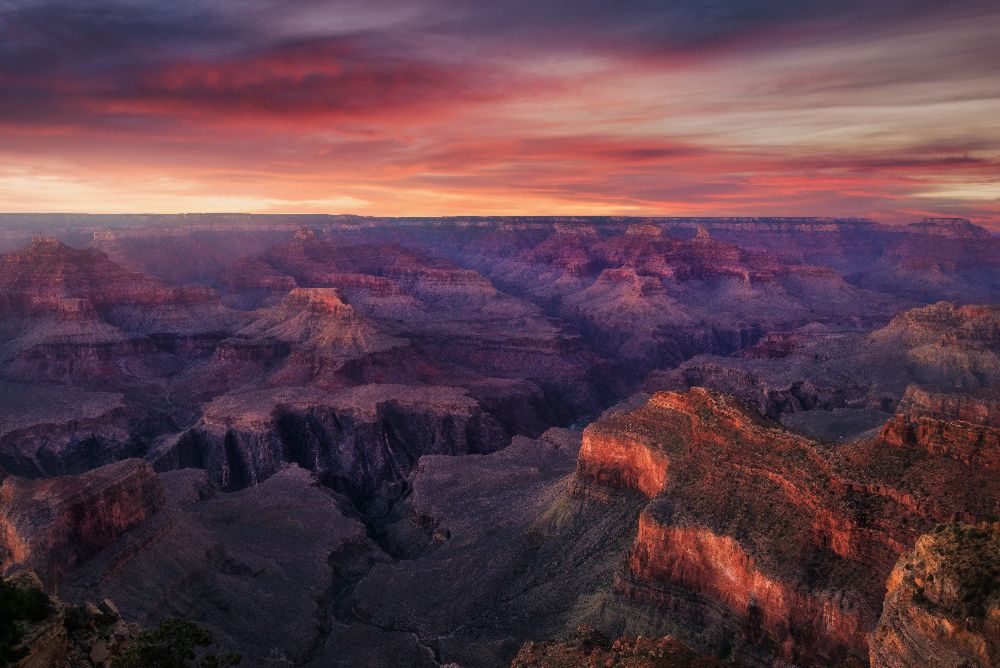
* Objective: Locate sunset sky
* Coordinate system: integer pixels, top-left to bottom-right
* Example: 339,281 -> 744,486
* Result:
1,0 -> 998,226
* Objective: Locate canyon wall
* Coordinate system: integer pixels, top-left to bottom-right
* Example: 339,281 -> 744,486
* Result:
1,460 -> 165,581
577,388 -> 1000,665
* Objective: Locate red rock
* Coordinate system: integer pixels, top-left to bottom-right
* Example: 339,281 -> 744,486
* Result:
870,522 -> 1000,667
894,384 -> 1000,427
578,388 -> 1000,664
0,236 -> 219,315
0,459 -> 165,582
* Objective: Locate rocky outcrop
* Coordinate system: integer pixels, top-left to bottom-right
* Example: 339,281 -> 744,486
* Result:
6,570 -> 140,668
578,388 -> 1000,665
870,522 -> 1000,668
61,466 -> 371,666
0,460 -> 164,581
872,302 -> 1000,350
238,288 -> 397,354
218,256 -> 296,308
645,303 -> 1000,441
893,384 -> 1000,427
154,385 -> 509,495
879,387 -> 1000,470
0,237 -> 239,391
511,626 -> 723,668
0,236 -> 233,331
648,359 -> 846,419
855,231 -> 1000,303
624,508 -> 873,664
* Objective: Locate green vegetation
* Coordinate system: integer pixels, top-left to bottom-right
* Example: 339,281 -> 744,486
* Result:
917,522 -> 1000,619
0,577 -> 52,667
112,618 -> 241,668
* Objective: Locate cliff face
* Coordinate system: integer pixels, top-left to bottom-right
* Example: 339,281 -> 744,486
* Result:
0,460 -> 164,581
59,465 -> 371,666
0,383 -> 135,477
904,217 -> 991,238
578,389 -> 803,500
154,385 -> 509,495
646,302 -> 1000,444
893,384 -> 1000,428
871,302 -> 1000,351
853,220 -> 1000,302
624,510 -> 873,663
0,237 -> 238,391
578,388 -> 1000,665
870,522 -> 1000,668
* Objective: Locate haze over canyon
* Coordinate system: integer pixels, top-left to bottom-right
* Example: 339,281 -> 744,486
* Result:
0,215 -> 998,667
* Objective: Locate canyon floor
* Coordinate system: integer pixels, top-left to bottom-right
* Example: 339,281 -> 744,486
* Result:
1,215 -> 998,667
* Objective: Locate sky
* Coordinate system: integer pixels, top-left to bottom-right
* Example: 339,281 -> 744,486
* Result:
1,0 -> 998,226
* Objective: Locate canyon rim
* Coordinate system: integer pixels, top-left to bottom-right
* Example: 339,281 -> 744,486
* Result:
1,1 -> 1000,667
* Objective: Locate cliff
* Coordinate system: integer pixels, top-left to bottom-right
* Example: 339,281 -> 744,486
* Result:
578,388 -> 1000,665
870,522 -> 1000,667
879,386 -> 1000,470
154,384 -> 509,495
646,302 -> 1000,441
904,217 -> 991,238
0,460 -> 165,582
893,384 -> 1000,428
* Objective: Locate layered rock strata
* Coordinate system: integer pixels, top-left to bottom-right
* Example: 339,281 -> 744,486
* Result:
0,460 -> 165,581
869,522 -> 1000,668
577,388 -> 1000,665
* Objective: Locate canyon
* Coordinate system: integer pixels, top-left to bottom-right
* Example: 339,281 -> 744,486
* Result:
0,215 -> 997,667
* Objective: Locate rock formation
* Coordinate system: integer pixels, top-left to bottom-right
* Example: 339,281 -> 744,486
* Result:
648,302 -> 1000,441
0,460 -> 165,582
61,466 -> 375,665
577,388 -> 1000,665
0,217 -> 997,666
154,384 -> 509,495
870,522 -> 1000,667
511,626 -> 724,668
5,570 -> 141,668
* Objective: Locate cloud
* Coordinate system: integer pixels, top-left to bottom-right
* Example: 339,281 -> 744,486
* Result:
102,37 -> 509,123
0,0 -> 998,226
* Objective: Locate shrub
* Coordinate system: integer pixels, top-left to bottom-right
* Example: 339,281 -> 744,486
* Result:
0,578 -> 52,667
112,618 -> 240,668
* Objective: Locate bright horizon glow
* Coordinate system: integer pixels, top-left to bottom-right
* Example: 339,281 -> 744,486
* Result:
1,1 -> 998,228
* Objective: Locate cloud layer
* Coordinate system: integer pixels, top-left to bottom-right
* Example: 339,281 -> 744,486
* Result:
1,0 -> 998,225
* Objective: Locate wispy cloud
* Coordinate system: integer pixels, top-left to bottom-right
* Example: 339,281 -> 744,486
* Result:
0,0 -> 998,225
